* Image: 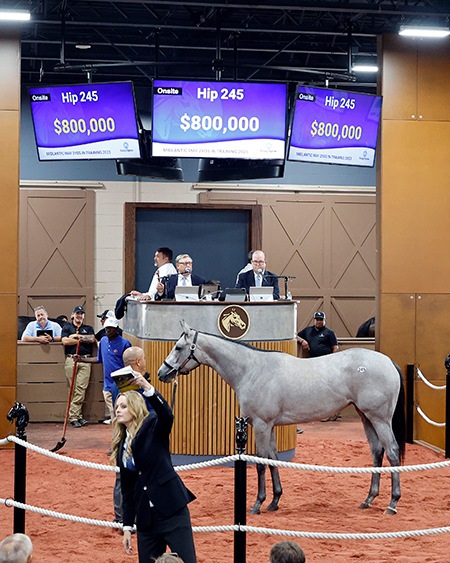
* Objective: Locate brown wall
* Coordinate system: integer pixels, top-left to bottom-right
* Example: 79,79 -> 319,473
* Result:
0,30 -> 20,444
200,190 -> 376,336
378,34 -> 450,450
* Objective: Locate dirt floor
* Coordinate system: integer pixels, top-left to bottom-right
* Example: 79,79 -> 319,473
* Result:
1,419 -> 449,563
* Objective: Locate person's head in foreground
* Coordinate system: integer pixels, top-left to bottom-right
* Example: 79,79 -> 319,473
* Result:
270,541 -> 306,563
153,553 -> 184,563
0,534 -> 33,563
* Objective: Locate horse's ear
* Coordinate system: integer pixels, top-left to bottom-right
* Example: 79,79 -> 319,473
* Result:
180,319 -> 193,335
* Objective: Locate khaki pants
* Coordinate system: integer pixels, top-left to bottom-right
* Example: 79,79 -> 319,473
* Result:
65,357 -> 91,422
102,389 -> 114,420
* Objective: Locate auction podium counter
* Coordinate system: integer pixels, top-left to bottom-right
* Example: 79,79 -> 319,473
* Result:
123,299 -> 298,460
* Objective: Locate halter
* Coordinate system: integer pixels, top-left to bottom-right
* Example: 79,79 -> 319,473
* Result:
163,330 -> 201,376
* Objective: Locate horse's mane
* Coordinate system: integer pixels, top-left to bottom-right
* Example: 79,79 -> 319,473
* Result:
197,330 -> 284,354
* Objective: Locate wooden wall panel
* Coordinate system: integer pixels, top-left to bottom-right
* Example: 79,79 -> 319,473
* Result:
381,121 -> 450,294
418,39 -> 450,121
379,34 -> 450,452
200,191 -> 376,337
379,294 -> 415,372
0,31 -> 20,445
378,35 -> 417,120
0,32 -> 20,111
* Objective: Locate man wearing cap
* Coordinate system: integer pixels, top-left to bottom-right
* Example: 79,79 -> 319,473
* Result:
61,306 -> 96,428
297,312 -> 338,357
95,309 -> 123,342
130,247 -> 177,301
21,305 -> 62,343
75,317 -> 132,425
297,312 -> 339,425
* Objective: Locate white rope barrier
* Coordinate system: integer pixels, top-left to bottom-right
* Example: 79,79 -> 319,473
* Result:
415,405 -> 446,428
3,436 -> 118,471
1,498 -> 122,529
239,455 -> 450,473
3,435 -> 450,474
239,524 -> 450,540
416,367 -> 446,390
2,498 -> 450,540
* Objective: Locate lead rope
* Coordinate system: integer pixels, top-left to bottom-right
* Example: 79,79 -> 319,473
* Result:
171,376 -> 178,410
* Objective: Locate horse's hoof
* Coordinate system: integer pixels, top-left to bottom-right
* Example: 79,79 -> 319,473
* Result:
265,502 -> 279,512
249,506 -> 261,515
384,507 -> 397,516
359,502 -> 372,510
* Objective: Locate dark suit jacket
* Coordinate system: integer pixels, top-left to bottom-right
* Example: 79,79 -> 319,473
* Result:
119,390 -> 195,530
236,269 -> 280,300
160,273 -> 207,300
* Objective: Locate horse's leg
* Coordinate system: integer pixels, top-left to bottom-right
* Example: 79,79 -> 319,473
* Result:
369,418 -> 401,515
265,427 -> 283,512
249,462 -> 267,515
249,422 -> 272,515
357,411 -> 384,510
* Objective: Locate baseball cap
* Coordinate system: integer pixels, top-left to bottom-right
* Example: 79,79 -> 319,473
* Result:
104,317 -> 119,328
97,309 -> 110,319
314,311 -> 326,319
73,306 -> 85,314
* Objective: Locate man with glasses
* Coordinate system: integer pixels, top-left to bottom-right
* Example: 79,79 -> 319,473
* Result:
235,250 -> 280,300
156,254 -> 207,300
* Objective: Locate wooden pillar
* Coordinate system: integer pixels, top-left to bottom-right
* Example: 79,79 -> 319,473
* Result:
378,34 -> 450,450
0,29 -> 20,443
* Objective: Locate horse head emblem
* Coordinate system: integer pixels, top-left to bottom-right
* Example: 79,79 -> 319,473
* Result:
218,305 -> 250,340
221,309 -> 246,332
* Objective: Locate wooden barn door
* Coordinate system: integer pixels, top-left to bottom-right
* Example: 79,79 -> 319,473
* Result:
18,189 -> 95,320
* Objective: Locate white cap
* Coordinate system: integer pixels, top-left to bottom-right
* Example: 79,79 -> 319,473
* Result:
104,317 -> 119,328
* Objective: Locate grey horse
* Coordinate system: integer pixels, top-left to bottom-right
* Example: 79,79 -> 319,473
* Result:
158,321 -> 405,515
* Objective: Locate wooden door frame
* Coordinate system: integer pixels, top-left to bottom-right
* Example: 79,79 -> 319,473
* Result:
124,203 -> 262,294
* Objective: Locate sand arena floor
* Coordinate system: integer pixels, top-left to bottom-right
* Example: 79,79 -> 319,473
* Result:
1,418 -> 449,563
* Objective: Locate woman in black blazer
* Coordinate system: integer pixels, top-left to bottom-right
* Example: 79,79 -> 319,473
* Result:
111,373 -> 196,563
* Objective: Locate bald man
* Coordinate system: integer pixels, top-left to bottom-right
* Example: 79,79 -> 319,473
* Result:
123,345 -> 147,373
0,534 -> 33,563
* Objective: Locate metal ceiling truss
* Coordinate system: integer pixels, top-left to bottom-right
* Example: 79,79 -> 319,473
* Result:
2,0 -> 449,92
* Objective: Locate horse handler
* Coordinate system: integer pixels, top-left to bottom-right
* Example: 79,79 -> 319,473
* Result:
111,353 -> 197,563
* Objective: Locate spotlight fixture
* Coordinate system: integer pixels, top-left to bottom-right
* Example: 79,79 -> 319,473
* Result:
75,43 -> 92,50
399,25 -> 450,38
352,63 -> 379,73
0,10 -> 30,21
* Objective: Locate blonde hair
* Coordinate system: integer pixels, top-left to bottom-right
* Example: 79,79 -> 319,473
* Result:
110,391 -> 149,464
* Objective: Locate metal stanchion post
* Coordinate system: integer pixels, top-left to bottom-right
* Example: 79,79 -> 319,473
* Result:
234,416 -> 248,563
406,364 -> 415,444
6,402 -> 29,533
444,356 -> 450,459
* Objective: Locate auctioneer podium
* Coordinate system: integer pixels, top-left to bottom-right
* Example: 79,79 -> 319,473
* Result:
123,299 -> 298,460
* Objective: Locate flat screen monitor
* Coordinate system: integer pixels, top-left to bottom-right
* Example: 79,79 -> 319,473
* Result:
288,86 -> 382,167
152,80 -> 287,159
29,81 -> 141,161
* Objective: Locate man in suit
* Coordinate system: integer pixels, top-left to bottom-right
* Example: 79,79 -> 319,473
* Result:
117,346 -> 196,563
235,250 -> 280,300
156,253 -> 207,300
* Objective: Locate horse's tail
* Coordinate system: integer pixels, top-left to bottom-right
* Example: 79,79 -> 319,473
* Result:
392,361 -> 406,464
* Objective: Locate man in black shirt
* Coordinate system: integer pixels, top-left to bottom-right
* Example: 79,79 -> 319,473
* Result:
61,306 -> 96,427
297,311 -> 338,357
297,311 -> 339,423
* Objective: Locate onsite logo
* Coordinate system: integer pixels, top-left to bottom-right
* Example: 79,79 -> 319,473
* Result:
218,305 -> 250,340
